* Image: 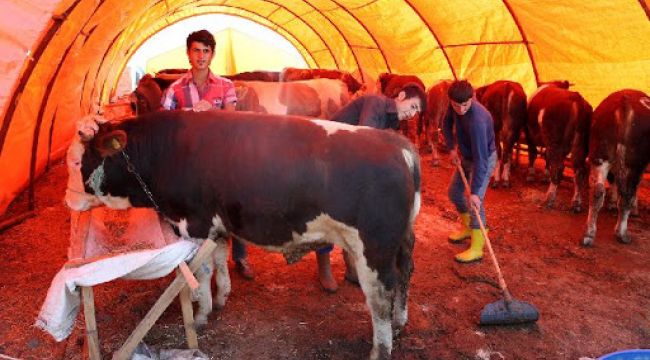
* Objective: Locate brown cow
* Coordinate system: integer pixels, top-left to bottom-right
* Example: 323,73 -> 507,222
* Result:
224,71 -> 280,82
280,67 -> 363,96
527,83 -> 593,210
421,80 -> 453,166
234,78 -> 350,119
582,89 -> 650,246
476,81 -> 528,187
377,73 -> 426,98
129,74 -> 162,115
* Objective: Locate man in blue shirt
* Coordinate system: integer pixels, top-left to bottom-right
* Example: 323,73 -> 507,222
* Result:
443,80 -> 497,263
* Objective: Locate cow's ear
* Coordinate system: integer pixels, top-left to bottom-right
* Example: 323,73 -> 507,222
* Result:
96,130 -> 127,158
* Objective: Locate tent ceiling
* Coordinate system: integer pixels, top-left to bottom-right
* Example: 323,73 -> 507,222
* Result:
0,0 -> 649,216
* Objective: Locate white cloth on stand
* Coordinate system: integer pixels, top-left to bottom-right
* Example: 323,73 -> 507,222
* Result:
35,208 -> 200,342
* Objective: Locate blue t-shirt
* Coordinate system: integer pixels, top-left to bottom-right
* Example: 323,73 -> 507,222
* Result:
443,101 -> 496,194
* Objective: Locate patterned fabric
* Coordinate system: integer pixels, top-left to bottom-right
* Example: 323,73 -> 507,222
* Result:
161,70 -> 237,110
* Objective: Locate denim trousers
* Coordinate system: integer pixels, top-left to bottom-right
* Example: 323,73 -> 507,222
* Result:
448,151 -> 497,229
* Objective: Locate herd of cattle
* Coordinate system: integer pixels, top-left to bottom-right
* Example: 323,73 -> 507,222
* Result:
78,67 -> 649,359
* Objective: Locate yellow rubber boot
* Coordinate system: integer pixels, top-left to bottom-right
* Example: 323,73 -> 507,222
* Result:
448,213 -> 471,243
455,229 -> 486,263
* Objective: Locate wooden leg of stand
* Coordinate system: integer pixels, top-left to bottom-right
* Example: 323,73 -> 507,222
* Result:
112,239 -> 216,360
178,279 -> 198,349
82,286 -> 101,360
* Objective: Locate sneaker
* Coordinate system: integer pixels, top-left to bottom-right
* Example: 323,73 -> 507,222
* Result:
235,259 -> 254,280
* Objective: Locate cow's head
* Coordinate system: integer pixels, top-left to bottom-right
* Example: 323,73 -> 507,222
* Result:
65,117 -> 131,211
130,75 -> 162,115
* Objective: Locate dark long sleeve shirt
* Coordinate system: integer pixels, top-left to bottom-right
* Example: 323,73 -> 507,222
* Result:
443,101 -> 496,195
330,94 -> 399,130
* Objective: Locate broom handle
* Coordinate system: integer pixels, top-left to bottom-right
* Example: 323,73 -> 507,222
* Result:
456,162 -> 514,303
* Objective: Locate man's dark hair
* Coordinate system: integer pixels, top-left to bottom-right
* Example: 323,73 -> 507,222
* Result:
398,83 -> 427,114
186,30 -> 216,52
448,80 -> 474,103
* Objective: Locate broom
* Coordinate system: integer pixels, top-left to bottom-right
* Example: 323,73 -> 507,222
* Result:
456,162 -> 539,325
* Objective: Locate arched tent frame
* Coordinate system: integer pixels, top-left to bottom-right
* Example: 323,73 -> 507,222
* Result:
0,0 -> 649,216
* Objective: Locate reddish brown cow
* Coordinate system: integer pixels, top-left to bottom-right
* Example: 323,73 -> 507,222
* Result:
130,74 -> 162,115
280,67 -> 363,95
527,83 -> 593,210
224,71 -> 280,82
377,73 -> 426,98
582,89 -> 650,246
476,80 -> 528,187
422,80 -> 453,166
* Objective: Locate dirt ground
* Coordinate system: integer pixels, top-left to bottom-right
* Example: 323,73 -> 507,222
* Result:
0,150 -> 648,360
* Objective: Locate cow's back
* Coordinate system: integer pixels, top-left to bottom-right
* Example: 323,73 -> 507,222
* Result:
590,89 -> 650,166
528,87 -> 591,146
234,79 -> 350,119
122,112 -> 418,242
480,80 -> 527,134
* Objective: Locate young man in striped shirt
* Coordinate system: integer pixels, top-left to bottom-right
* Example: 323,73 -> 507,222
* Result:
161,30 -> 253,280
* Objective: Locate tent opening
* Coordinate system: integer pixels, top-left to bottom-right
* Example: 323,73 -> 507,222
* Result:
118,14 -> 308,97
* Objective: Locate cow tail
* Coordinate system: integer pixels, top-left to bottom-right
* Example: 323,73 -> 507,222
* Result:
579,99 -> 593,159
398,145 -> 420,282
621,94 -> 635,144
410,147 -> 421,227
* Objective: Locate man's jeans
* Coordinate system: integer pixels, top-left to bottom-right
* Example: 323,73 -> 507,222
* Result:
448,151 -> 497,229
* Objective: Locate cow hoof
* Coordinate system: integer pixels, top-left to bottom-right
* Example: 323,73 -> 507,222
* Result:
430,159 -> 440,167
571,203 -> 582,213
195,314 -> 208,328
581,236 -> 594,247
526,175 -> 536,182
369,344 -> 391,360
490,181 -> 498,189
545,201 -> 554,209
502,181 -> 511,188
392,325 -> 404,338
213,297 -> 227,310
616,233 -> 632,244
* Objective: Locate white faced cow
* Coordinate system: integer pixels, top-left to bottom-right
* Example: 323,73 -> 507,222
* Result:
582,89 -> 650,246
65,110 -> 421,360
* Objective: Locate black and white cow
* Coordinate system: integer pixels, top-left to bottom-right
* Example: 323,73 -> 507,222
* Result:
65,110 -> 421,360
526,83 -> 592,210
582,89 -> 650,246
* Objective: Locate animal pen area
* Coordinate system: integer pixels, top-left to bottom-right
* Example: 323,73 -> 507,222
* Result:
0,2 -> 649,360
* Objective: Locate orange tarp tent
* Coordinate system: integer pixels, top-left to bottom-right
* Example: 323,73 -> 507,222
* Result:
1,0 -> 649,216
